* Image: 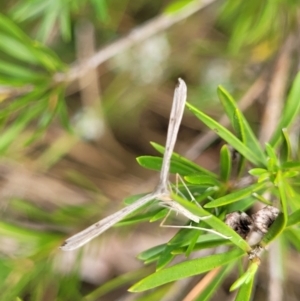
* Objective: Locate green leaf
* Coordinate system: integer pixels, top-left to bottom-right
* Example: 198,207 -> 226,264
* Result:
0,102 -> 46,153
167,226 -> 202,247
280,128 -> 292,162
0,14 -> 64,71
179,232 -> 225,245
195,186 -> 219,203
116,208 -> 163,226
10,199 -> 53,223
129,248 -> 245,292
185,230 -> 200,257
220,144 -> 232,182
150,208 -> 169,222
172,233 -> 229,252
57,95 -> 72,131
281,161 -> 300,169
270,72 -> 300,147
173,238 -> 230,255
261,212 -> 285,246
0,88 -> 46,120
234,269 -> 255,301
90,0 -> 110,22
276,171 -> 289,219
184,174 -> 220,186
171,193 -> 251,252
164,0 -> 194,14
31,41 -> 65,71
0,60 -> 46,82
267,158 -> 277,174
36,5 -> 58,43
265,143 -> 279,171
227,197 -> 256,213
284,228 -> 300,252
217,86 -> 266,164
170,183 -> 209,201
257,173 -> 271,183
0,221 -> 60,245
287,209 -> 300,227
283,171 -> 299,178
248,168 -> 268,176
252,193 -> 272,206
10,1 -> 73,42
0,32 -> 39,65
10,1 -> 49,22
137,156 -> 213,176
186,102 -> 266,166
156,245 -> 176,271
59,4 -> 71,41
226,109 -> 247,176
204,182 -> 266,208
219,1 -> 287,54
26,87 -> 65,145
83,269 -> 148,301
233,108 -> 246,142
230,262 -> 258,291
150,142 -> 217,177
282,183 -> 300,210
138,244 -> 167,263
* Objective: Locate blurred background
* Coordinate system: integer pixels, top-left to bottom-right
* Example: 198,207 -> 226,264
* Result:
0,0 -> 300,300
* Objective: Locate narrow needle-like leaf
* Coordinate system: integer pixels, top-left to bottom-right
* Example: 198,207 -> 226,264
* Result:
129,248 -> 244,292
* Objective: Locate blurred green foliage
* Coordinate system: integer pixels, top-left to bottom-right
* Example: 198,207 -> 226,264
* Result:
1,0 -> 300,300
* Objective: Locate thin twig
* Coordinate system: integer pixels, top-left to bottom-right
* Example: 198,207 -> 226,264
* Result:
54,0 -> 217,84
259,35 -> 294,145
0,0 -> 217,98
182,267 -> 221,301
259,34 -> 295,301
75,20 -> 102,108
268,240 -> 284,301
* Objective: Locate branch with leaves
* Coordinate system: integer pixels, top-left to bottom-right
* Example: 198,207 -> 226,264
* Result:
57,75 -> 300,301
1,1 -> 300,300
